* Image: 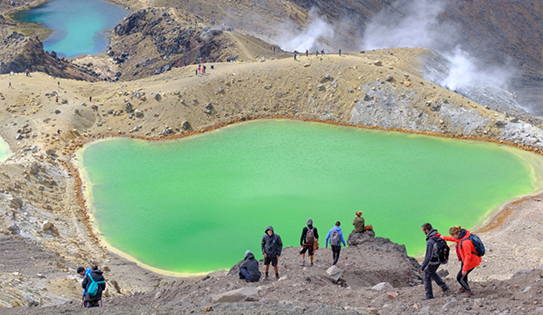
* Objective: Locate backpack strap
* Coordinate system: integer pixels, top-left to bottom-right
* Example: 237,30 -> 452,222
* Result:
88,273 -> 105,285
460,237 -> 476,255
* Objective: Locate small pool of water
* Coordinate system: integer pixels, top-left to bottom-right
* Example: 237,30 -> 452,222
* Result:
76,120 -> 543,274
13,0 -> 128,57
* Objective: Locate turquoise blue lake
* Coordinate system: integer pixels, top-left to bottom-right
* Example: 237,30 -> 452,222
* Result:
13,0 -> 128,57
77,120 -> 543,274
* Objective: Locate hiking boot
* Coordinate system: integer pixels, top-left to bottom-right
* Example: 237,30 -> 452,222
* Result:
420,296 -> 433,301
310,263 -> 314,267
276,274 -> 280,279
442,287 -> 450,293
264,275 -> 269,281
300,261 -> 305,266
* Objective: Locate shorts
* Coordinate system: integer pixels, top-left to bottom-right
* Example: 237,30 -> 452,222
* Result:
264,256 -> 278,266
299,244 -> 314,256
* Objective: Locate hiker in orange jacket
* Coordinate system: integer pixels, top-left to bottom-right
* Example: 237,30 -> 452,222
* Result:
442,226 -> 481,297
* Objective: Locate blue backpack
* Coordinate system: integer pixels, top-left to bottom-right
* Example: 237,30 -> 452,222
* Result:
461,234 -> 485,257
86,274 -> 105,298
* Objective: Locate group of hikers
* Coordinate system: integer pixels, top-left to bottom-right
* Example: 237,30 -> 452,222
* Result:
239,214 -> 484,300
239,212 -> 371,282
76,214 -> 483,308
420,223 -> 484,300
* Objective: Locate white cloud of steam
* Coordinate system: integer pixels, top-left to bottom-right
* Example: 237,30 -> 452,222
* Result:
275,9 -> 334,52
362,0 -> 514,93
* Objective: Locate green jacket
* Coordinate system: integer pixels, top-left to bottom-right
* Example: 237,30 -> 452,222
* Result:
353,216 -> 365,233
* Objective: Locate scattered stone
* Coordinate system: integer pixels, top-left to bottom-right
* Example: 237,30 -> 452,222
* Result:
218,86 -> 224,93
387,292 -> 399,299
102,265 -> 111,272
42,221 -> 53,230
509,117 -> 519,123
46,149 -> 56,156
126,102 -> 133,113
326,265 -> 342,282
320,74 -> 333,83
317,84 -> 325,91
134,109 -> 144,118
374,60 -> 382,66
7,222 -> 19,235
15,134 -> 23,140
29,162 -> 39,174
442,299 -> 458,310
495,120 -> 507,127
386,75 -> 393,81
154,93 -> 161,101
331,81 -> 338,88
210,287 -> 259,303
372,282 -> 393,291
367,308 -> 380,315
303,63 -> 311,67
264,85 -> 272,90
182,121 -> 191,130
10,198 -> 23,209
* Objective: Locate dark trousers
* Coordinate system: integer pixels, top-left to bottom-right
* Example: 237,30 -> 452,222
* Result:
331,245 -> 341,265
239,268 -> 260,282
424,264 -> 448,298
457,263 -> 475,292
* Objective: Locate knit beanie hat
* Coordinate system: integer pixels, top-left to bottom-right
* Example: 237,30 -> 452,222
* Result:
307,218 -> 313,225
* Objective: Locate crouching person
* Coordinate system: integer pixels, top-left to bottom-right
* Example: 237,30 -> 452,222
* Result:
239,250 -> 261,282
81,265 -> 106,308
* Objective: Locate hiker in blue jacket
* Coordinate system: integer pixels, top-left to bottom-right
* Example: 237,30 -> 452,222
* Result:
261,226 -> 283,280
81,265 -> 106,308
77,266 -> 92,307
325,221 -> 346,266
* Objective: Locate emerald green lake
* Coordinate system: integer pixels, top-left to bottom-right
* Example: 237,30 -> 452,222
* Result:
13,0 -> 128,57
0,137 -> 11,162
77,120 -> 542,274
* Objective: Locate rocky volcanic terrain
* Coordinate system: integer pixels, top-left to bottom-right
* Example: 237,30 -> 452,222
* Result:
0,0 -> 541,314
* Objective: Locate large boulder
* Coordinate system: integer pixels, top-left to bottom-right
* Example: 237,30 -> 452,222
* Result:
210,287 -> 259,303
347,230 -> 376,246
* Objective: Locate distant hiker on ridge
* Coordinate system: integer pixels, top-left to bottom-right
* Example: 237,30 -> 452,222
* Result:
325,221 -> 346,266
339,49 -> 341,56
443,226 -> 484,297
420,223 -> 450,300
239,250 -> 261,282
261,226 -> 283,280
300,218 -> 319,266
305,49 -> 309,57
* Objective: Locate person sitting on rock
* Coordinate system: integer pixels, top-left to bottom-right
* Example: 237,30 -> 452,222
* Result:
239,250 -> 261,282
353,211 -> 373,233
300,218 -> 319,266
81,265 -> 106,308
353,211 -> 365,233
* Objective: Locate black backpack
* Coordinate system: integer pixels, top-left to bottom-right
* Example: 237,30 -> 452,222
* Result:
432,236 -> 450,264
305,228 -> 315,244
461,234 -> 485,257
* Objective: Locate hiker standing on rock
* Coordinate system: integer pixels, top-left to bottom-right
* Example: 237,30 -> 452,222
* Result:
420,223 -> 450,300
300,218 -> 319,266
442,226 -> 483,297
239,250 -> 261,282
325,221 -> 346,266
261,226 -> 283,280
81,265 -> 106,308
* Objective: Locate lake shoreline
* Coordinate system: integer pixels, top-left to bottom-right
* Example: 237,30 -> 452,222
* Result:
69,116 -> 543,276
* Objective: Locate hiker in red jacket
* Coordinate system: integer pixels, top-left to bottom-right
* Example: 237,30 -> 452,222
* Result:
442,226 -> 481,297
